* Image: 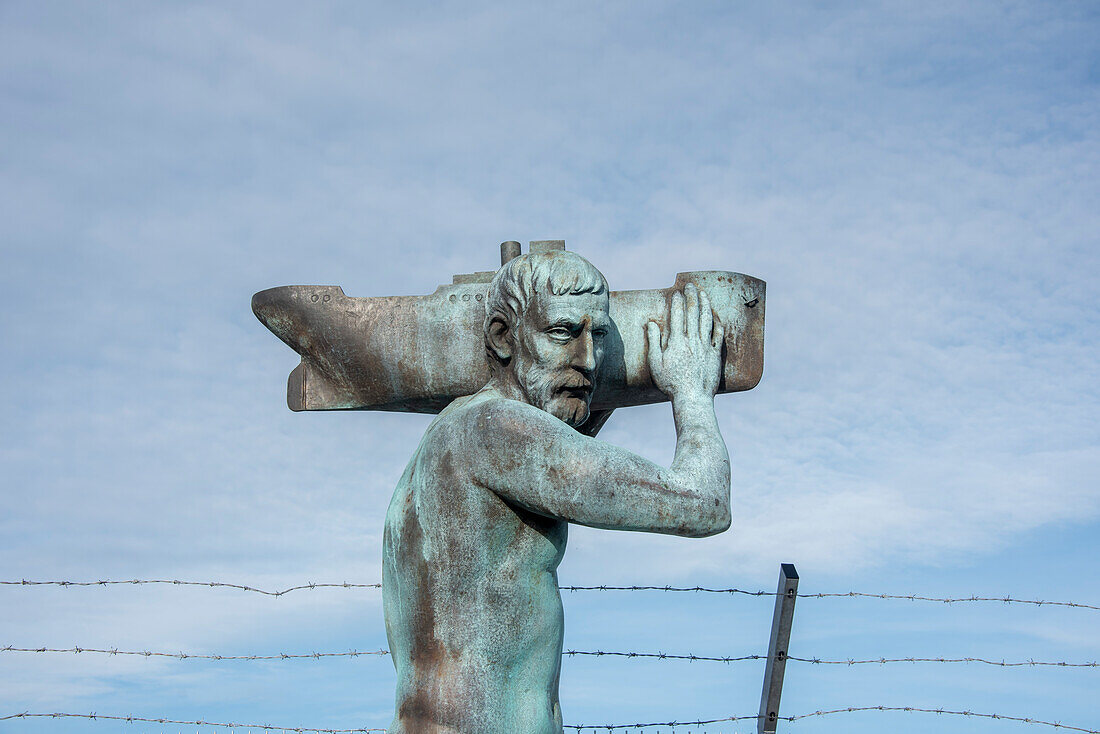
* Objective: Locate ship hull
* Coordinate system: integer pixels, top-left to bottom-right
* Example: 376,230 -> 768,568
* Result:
252,271 -> 764,413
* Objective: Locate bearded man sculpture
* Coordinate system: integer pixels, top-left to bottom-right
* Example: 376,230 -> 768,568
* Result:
382,250 -> 732,734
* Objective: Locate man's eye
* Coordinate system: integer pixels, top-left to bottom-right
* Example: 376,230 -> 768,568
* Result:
548,328 -> 573,339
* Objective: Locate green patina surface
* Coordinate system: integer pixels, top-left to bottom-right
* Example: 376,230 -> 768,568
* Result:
380,250 -> 736,733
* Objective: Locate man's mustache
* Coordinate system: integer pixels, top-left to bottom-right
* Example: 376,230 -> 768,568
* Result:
525,368 -> 595,402
553,372 -> 593,393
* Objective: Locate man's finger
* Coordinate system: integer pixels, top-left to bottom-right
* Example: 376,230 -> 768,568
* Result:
684,283 -> 699,339
670,290 -> 685,341
646,321 -> 663,358
699,288 -> 713,342
713,319 -> 726,351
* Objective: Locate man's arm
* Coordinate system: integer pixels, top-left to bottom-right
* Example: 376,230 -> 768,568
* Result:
467,284 -> 730,538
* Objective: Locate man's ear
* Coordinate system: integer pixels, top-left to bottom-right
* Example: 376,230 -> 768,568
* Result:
486,317 -> 513,363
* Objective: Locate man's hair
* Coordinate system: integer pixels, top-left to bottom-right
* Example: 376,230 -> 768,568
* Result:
484,250 -> 608,370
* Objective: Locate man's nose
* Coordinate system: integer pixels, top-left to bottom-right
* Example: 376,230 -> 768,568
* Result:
572,331 -> 597,374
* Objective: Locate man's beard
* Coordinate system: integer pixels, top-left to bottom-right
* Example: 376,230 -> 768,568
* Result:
518,364 -> 593,427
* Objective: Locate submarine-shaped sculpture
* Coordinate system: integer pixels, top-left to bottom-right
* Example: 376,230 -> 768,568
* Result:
252,240 -> 765,414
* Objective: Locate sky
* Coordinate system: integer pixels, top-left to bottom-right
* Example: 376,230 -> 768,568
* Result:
1,1 -> 1098,732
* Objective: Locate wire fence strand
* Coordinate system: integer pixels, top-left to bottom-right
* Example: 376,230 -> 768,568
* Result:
5,578 -> 1097,611
565,706 -> 1100,732
565,650 -> 763,663
0,579 -> 381,597
1,646 -> 389,660
561,584 -> 773,596
5,644 -> 1095,669
798,591 -> 1100,611
565,713 -> 758,729
0,645 -> 761,665
563,585 -> 1100,611
0,712 -> 383,732
789,706 -> 1100,733
11,707 -> 1088,733
788,656 -> 1099,668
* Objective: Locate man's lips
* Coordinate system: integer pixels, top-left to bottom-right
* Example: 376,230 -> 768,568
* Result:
550,371 -> 594,400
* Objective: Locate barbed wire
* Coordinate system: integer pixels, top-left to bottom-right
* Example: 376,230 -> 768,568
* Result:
0,712 -> 383,732
5,644 -> 1095,669
565,650 -> 763,663
790,706 -> 1099,733
563,585 -> 1100,611
788,655 -> 1098,668
566,706 -> 1100,732
6,578 -> 1097,611
4,706 -> 1096,733
571,651 -> 1098,668
7,580 -> 1097,734
1,645 -> 389,660
561,584 -> 773,596
0,579 -> 381,597
0,645 -> 759,665
798,591 -> 1100,611
566,713 -> 758,729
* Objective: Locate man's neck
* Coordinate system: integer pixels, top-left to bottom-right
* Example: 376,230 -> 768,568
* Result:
485,370 -> 528,405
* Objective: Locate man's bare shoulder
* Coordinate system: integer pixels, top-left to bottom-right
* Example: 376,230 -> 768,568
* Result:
438,388 -> 571,444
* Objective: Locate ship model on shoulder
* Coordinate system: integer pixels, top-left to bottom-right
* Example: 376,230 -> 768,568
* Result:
253,240 -> 765,414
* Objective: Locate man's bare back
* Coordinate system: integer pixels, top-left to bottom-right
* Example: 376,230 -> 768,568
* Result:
383,389 -> 568,734
383,252 -> 731,733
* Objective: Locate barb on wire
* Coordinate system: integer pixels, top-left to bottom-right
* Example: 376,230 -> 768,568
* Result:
800,591 -> 1100,611
789,655 -> 1098,668
0,712 -> 384,732
0,579 -> 381,597
1,645 -> 388,661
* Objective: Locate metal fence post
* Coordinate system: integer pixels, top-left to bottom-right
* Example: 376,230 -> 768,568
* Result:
758,563 -> 799,734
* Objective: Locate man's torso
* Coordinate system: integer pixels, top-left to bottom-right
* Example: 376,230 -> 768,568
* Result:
383,390 -> 568,734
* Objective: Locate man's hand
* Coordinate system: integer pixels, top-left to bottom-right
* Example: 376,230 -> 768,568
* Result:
646,283 -> 725,402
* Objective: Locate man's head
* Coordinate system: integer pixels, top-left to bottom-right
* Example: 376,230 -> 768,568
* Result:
484,251 -> 611,427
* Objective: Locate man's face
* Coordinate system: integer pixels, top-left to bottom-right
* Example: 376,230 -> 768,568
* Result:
512,291 -> 610,427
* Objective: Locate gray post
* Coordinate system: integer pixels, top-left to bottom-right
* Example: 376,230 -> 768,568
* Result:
758,563 -> 798,734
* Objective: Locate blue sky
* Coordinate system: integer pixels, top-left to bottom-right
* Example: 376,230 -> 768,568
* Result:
1,2 -> 1098,732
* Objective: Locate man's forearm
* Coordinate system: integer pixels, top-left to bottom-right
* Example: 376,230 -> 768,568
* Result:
668,392 -> 731,532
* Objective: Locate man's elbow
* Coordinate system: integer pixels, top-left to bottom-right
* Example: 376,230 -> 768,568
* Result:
682,500 -> 731,538
698,508 -> 732,538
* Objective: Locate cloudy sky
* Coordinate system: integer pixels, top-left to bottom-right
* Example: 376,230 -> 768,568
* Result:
2,2 -> 1098,732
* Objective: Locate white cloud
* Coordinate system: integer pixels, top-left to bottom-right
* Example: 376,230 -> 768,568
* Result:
1,2 -> 1097,730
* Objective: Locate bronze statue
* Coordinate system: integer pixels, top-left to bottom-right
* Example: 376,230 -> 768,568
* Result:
383,250 -> 730,733
253,241 -> 765,734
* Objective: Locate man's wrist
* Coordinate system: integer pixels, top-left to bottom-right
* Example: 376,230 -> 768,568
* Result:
669,389 -> 714,412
